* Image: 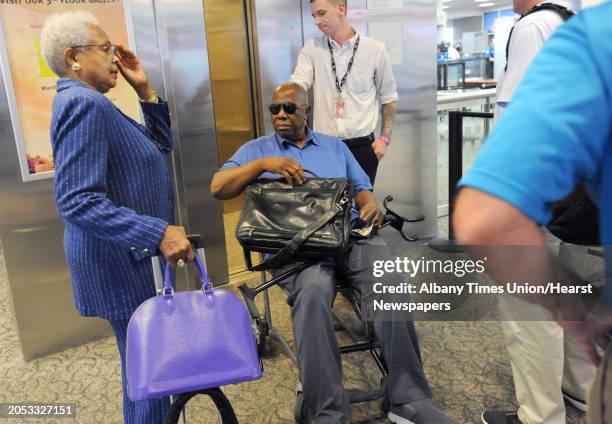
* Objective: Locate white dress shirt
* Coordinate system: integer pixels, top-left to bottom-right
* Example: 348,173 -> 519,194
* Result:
290,32 -> 398,140
494,0 -> 577,121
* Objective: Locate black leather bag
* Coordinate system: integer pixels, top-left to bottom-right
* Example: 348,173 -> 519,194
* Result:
236,171 -> 352,271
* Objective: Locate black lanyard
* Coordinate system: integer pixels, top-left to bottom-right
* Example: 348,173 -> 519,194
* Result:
327,35 -> 360,96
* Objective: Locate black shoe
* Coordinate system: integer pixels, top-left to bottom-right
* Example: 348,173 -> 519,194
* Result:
481,410 -> 523,424
562,390 -> 588,412
388,400 -> 454,424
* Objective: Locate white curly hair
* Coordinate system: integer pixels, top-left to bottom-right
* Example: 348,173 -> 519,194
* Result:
40,11 -> 99,77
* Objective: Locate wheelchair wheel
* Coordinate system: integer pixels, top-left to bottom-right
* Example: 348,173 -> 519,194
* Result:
252,317 -> 269,355
380,396 -> 390,414
378,375 -> 391,413
294,390 -> 305,423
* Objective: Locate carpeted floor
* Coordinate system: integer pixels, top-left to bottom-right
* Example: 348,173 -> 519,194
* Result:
0,219 -> 589,423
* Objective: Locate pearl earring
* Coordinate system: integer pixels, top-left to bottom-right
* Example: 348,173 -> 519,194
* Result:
71,62 -> 81,71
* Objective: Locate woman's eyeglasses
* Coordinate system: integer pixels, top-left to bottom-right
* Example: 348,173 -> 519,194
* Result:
72,43 -> 117,56
269,102 -> 307,115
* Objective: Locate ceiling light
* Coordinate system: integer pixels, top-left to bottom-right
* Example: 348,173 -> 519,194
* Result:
442,5 -> 449,8
478,2 -> 495,6
474,0 -> 490,3
442,0 -> 452,3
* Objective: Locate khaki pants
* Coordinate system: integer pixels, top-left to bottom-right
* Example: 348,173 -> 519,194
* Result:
499,301 -> 595,424
498,240 -> 603,424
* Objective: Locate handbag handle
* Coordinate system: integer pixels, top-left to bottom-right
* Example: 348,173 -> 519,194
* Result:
163,255 -> 212,298
302,169 -> 318,178
245,194 -> 350,271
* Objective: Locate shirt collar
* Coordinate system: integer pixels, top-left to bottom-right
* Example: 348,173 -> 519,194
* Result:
56,77 -> 94,93
275,126 -> 319,147
328,30 -> 359,49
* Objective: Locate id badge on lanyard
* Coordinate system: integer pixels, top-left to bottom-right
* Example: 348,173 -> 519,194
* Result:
329,35 -> 360,121
334,94 -> 346,119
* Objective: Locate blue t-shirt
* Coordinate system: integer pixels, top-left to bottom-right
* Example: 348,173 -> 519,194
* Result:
459,2 -> 612,302
220,128 -> 373,222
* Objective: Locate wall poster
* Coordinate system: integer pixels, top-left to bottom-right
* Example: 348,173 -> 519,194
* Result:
0,1 -> 137,181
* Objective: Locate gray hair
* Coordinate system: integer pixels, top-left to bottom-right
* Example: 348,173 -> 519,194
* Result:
40,12 -> 99,77
274,82 -> 309,106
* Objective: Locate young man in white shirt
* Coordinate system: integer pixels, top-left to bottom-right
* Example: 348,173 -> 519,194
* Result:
483,1 -> 595,423
290,0 -> 398,185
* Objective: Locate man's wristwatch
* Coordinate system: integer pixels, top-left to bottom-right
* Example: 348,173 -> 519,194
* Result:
379,135 -> 391,145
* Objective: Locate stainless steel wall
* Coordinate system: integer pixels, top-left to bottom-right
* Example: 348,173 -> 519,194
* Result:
253,0 -> 437,237
0,0 -> 225,360
152,0 -> 228,287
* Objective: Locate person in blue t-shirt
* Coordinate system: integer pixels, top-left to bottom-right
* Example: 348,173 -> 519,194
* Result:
452,2 -> 612,422
485,40 -> 494,60
211,82 -> 452,424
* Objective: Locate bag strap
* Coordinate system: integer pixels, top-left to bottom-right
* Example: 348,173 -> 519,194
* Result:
245,197 -> 349,272
164,387 -> 237,424
505,3 -> 574,71
163,255 -> 213,298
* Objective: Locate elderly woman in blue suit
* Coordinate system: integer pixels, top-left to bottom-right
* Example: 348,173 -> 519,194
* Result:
40,12 -> 194,424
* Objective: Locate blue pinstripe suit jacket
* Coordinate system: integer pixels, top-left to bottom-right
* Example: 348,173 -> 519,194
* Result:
51,78 -> 174,320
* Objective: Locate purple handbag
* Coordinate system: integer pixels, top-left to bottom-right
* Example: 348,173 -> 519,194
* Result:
126,254 -> 262,401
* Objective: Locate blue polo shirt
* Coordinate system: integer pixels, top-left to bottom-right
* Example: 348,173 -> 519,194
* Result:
221,128 -> 372,223
458,2 -> 612,301
221,128 -> 372,194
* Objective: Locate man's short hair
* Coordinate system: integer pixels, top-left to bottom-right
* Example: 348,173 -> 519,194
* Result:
274,82 -> 309,107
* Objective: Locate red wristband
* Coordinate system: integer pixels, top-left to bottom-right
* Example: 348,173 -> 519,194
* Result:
379,135 -> 391,145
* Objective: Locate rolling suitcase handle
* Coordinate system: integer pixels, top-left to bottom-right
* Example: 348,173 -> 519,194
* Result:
149,233 -> 211,424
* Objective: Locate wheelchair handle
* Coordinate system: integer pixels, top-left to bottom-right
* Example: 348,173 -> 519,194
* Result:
186,234 -> 205,249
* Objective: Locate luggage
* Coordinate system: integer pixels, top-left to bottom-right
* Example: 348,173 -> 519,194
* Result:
236,171 -> 352,271
126,236 -> 262,411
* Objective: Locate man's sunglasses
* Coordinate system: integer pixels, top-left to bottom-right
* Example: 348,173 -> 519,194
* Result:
269,102 -> 307,115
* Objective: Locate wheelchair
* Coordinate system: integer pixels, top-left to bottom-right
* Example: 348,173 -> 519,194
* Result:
237,196 -> 424,422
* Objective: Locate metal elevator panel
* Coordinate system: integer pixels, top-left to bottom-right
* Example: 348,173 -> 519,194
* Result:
251,0 -> 305,137
202,0 -> 257,216
152,0 -> 228,287
203,0 -> 256,167
345,0 -> 438,238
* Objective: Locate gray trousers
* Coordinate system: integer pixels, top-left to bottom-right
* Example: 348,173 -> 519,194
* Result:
273,234 -> 432,424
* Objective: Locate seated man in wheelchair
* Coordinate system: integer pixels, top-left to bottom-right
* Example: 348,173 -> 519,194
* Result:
210,82 -> 452,424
